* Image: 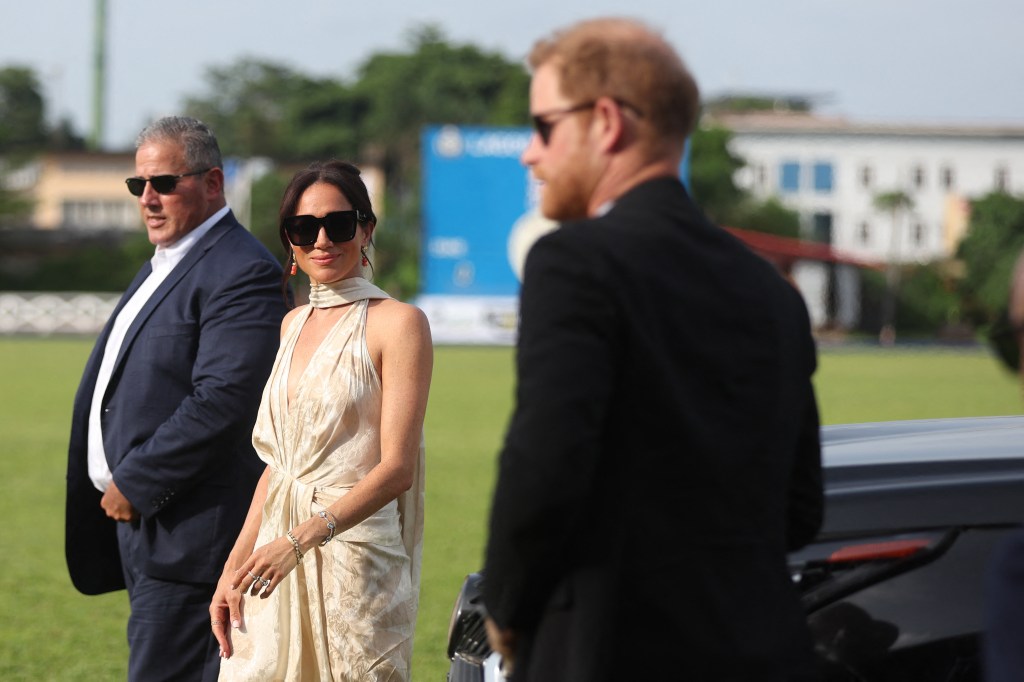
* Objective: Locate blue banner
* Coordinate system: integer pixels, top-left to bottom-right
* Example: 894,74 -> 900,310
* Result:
418,124 -> 690,343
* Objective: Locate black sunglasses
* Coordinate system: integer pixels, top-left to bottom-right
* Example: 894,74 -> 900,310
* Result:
531,102 -> 596,145
282,210 -> 369,246
531,99 -> 645,146
125,168 -> 211,197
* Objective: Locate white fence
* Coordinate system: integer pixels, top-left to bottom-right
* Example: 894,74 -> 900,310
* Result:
0,292 -> 119,336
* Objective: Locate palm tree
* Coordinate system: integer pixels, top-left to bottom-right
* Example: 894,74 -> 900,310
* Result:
874,190 -> 915,345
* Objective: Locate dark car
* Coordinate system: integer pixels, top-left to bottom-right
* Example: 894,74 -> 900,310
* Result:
447,415 -> 1024,681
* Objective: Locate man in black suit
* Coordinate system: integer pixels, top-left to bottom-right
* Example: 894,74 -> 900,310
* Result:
65,116 -> 286,680
482,18 -> 824,682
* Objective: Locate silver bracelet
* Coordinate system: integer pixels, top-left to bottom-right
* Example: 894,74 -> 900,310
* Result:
317,510 -> 338,546
286,530 -> 303,565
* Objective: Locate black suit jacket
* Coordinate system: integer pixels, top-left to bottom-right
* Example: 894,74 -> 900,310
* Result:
65,212 -> 287,595
484,177 -> 824,681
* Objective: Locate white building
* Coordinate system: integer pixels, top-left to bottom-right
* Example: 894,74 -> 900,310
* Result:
714,112 -> 1024,265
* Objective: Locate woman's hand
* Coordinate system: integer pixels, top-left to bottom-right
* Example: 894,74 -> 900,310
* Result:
209,535 -> 301,658
232,535 -> 301,600
210,568 -> 244,658
208,466 -> 271,659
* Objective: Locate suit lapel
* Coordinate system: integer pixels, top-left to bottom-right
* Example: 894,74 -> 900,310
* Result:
83,260 -> 154,388
68,258 -> 155,453
100,261 -> 153,342
112,216 -> 238,372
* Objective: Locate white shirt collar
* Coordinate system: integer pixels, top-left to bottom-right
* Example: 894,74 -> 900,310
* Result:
151,205 -> 230,275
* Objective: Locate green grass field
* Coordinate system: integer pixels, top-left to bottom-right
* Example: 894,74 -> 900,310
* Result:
0,338 -> 1020,680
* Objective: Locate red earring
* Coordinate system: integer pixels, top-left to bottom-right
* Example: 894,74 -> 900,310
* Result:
290,255 -> 297,276
360,247 -> 369,267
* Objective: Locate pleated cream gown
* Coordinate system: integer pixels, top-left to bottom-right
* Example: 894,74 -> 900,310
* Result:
220,278 -> 424,681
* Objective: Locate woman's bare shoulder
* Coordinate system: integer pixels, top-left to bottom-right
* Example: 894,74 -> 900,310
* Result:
280,305 -> 307,338
367,299 -> 432,347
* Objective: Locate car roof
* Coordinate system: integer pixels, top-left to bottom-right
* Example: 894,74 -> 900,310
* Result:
817,416 -> 1024,535
823,415 -> 1024,467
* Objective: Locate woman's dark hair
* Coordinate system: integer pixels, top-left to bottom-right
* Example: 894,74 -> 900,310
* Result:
277,160 -> 378,296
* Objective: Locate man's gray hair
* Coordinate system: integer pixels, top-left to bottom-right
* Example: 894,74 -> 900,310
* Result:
135,116 -> 222,171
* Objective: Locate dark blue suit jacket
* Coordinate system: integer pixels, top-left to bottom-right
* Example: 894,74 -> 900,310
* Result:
65,211 -> 287,595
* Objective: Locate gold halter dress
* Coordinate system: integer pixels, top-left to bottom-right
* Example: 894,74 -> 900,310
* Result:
219,277 -> 425,682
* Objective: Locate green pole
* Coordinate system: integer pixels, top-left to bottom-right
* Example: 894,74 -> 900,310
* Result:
89,0 -> 107,150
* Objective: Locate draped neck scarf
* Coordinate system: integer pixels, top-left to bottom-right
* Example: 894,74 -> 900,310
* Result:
307,277 -> 391,308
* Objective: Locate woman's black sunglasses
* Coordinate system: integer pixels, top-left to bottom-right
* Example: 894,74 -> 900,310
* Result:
283,210 -> 369,246
125,168 -> 211,197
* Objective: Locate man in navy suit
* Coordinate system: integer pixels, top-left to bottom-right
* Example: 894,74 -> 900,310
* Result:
482,18 -> 823,681
65,116 -> 287,681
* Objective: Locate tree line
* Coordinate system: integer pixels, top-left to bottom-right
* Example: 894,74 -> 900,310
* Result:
0,25 -> 792,296
1,25 -> 1023,345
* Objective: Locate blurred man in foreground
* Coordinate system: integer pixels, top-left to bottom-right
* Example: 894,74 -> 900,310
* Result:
482,17 -> 824,682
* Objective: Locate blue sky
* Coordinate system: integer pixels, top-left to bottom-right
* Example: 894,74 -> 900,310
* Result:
2,0 -> 1021,150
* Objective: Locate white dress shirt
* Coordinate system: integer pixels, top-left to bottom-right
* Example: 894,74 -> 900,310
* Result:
87,206 -> 229,492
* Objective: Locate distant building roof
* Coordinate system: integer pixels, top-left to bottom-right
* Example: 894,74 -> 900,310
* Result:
724,225 -> 880,270
705,111 -> 1024,139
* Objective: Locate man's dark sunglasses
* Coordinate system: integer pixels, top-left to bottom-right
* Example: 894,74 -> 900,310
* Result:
125,168 -> 211,197
283,210 -> 369,246
531,102 -> 596,146
531,99 -> 645,146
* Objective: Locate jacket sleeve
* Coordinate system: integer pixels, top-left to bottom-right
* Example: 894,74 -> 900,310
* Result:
786,309 -> 824,551
786,381 -> 824,551
483,228 -> 621,630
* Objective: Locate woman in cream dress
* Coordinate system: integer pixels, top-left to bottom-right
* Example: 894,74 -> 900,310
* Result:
210,161 -> 432,681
